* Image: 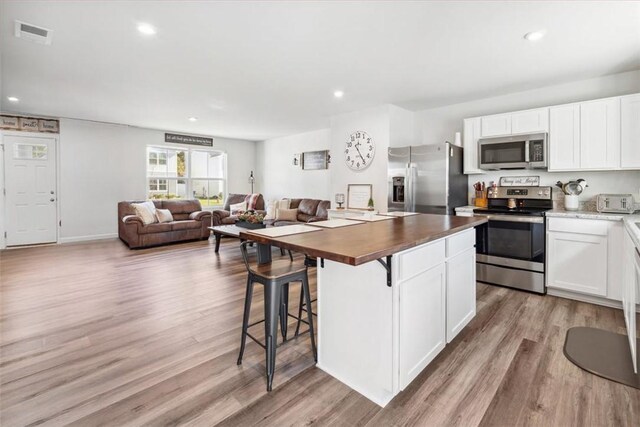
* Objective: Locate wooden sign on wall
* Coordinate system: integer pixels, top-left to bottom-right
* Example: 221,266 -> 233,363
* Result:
0,115 -> 59,133
165,133 -> 213,147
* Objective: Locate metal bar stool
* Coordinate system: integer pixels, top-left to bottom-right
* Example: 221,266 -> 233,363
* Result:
293,256 -> 318,336
236,241 -> 317,391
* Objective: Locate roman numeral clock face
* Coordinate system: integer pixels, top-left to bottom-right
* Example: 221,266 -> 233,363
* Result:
345,131 -> 375,171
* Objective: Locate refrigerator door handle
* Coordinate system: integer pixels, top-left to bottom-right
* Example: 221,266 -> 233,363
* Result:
406,164 -> 417,212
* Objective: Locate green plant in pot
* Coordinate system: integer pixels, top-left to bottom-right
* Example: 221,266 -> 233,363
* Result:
367,197 -> 375,211
236,210 -> 266,229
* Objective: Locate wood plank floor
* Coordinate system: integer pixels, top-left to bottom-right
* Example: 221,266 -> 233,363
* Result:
1,237 -> 638,426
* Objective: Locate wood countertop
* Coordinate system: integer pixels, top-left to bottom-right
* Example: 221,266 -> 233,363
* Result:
239,214 -> 487,266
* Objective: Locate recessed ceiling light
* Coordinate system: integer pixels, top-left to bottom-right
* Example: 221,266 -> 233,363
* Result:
334,90 -> 344,98
524,31 -> 545,41
7,96 -> 19,102
188,117 -> 198,122
137,23 -> 156,35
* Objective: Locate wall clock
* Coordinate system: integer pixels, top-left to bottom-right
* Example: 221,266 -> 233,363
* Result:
345,131 -> 375,171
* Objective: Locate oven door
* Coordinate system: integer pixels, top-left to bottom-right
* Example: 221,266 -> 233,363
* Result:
474,214 -> 546,293
478,139 -> 528,170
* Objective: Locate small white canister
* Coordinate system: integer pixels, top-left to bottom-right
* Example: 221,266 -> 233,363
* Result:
564,194 -> 580,211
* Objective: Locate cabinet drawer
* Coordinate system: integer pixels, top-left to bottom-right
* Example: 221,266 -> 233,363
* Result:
547,217 -> 610,236
398,239 -> 445,281
446,228 -> 475,258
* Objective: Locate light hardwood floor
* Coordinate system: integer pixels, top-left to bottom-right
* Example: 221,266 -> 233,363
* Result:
1,237 -> 638,426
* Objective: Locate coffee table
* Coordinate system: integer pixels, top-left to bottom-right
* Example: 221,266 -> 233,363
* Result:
209,224 -> 246,253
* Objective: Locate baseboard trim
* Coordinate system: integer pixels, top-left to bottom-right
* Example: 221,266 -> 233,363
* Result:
58,233 -> 118,244
547,288 -> 640,313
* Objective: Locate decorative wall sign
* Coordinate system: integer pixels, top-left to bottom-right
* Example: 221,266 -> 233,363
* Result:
18,117 -> 40,131
499,176 -> 540,187
0,115 -> 59,133
302,150 -> 329,170
165,133 -> 213,147
347,184 -> 373,210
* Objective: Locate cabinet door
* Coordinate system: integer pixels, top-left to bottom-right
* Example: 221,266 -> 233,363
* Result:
463,118 -> 483,174
580,98 -> 621,169
547,231 -> 608,296
621,94 -> 640,169
481,113 -> 511,137
549,104 -> 580,171
511,108 -> 549,134
399,263 -> 446,390
446,248 -> 476,343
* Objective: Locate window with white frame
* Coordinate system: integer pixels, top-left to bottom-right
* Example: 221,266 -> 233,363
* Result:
146,146 -> 226,208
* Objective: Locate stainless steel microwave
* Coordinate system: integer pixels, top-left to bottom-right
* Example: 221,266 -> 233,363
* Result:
478,133 -> 547,170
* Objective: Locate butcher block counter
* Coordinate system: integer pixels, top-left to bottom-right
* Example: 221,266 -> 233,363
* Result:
240,214 -> 487,407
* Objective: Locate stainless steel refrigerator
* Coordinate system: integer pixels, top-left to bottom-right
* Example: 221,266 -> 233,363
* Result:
388,143 -> 468,214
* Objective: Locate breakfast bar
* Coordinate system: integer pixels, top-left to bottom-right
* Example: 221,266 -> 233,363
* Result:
240,214 -> 487,406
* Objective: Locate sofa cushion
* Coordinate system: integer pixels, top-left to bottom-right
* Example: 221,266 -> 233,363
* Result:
223,194 -> 249,211
230,201 -> 247,215
171,220 -> 201,231
132,201 -> 157,225
222,215 -> 238,225
276,208 -> 298,222
289,199 -> 302,210
155,208 -> 174,223
316,200 -> 330,219
298,199 -> 320,216
163,199 -> 202,215
297,213 -> 314,223
138,223 -> 172,234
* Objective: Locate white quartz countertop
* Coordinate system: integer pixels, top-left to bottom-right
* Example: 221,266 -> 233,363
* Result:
455,206 -> 476,212
545,209 -> 629,221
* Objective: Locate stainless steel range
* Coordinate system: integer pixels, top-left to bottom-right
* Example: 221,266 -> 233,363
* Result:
473,186 -> 553,294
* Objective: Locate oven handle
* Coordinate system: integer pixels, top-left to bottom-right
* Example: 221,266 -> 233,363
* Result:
473,213 -> 544,224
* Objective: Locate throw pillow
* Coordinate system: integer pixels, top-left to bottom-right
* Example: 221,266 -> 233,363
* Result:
264,199 -> 277,220
244,193 -> 260,210
275,208 -> 298,222
230,201 -> 247,215
155,208 -> 174,223
132,201 -> 157,225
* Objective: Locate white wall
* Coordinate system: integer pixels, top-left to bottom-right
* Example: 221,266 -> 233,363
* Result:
57,118 -> 256,243
256,128 -> 331,202
412,70 -> 640,146
330,105 -> 391,211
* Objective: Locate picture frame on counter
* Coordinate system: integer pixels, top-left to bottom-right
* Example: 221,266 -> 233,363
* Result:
347,184 -> 372,210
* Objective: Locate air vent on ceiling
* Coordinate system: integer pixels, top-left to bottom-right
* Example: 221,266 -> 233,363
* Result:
14,20 -> 53,45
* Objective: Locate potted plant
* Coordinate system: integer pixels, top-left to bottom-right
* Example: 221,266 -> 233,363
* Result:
236,210 -> 266,229
367,197 -> 375,211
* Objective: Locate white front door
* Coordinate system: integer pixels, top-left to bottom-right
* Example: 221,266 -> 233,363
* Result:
4,134 -> 58,246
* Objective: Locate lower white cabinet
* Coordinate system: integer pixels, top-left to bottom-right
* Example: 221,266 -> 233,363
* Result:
622,230 -> 638,372
446,247 -> 476,342
399,263 -> 446,389
547,231 -> 608,296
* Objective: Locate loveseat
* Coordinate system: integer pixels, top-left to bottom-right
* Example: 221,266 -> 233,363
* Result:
265,198 -> 331,226
118,200 -> 212,248
210,193 -> 266,226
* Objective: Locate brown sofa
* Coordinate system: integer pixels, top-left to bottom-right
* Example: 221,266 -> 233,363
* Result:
118,200 -> 212,248
210,193 -> 266,226
265,198 -> 331,226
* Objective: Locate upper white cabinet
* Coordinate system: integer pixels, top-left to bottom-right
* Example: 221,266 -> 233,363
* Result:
480,113 -> 511,137
549,104 -> 580,171
580,98 -> 620,169
621,93 -> 640,169
480,108 -> 549,138
511,108 -> 549,134
463,117 -> 483,174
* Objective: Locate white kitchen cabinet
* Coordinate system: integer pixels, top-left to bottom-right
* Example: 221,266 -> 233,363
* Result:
621,93 -> 640,169
463,117 -> 484,174
399,263 -> 446,389
480,113 -> 511,137
547,218 -> 609,297
446,247 -> 476,343
511,108 -> 549,134
580,98 -> 620,169
549,104 -> 580,171
622,229 -> 638,372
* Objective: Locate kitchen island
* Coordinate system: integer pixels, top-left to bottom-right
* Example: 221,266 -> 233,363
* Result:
240,214 -> 487,406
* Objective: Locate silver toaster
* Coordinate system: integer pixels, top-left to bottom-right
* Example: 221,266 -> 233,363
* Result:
596,194 -> 636,214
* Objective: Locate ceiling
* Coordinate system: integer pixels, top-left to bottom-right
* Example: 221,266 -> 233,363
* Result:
1,1 -> 639,141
